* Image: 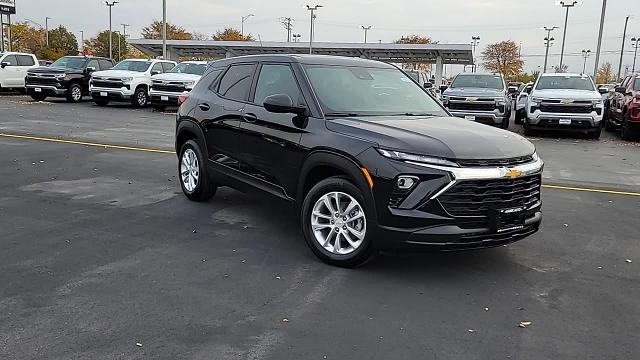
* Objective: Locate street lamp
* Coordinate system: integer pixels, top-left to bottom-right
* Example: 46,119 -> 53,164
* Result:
162,0 -> 167,59
471,36 -> 480,72
241,14 -> 254,38
632,37 -> 640,73
557,1 -> 581,71
307,5 -> 323,54
105,1 -> 119,60
543,26 -> 558,73
361,25 -> 372,44
581,49 -> 591,74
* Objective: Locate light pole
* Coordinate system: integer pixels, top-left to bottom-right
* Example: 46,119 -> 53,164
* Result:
307,5 -> 322,54
241,14 -> 254,39
471,36 -> 480,72
617,16 -> 630,82
121,23 -> 129,56
557,1 -> 580,71
361,25 -> 371,44
162,0 -> 167,59
632,37 -> 640,73
593,0 -> 607,77
581,49 -> 591,74
45,17 -> 51,47
114,30 -> 122,61
105,1 -> 118,60
543,26 -> 558,73
80,30 -> 84,54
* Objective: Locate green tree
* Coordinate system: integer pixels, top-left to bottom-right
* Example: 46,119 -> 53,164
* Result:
84,31 -> 131,61
212,28 -> 254,41
142,20 -> 193,40
9,22 -> 45,53
596,62 -> 614,84
481,40 -> 524,78
47,26 -> 79,56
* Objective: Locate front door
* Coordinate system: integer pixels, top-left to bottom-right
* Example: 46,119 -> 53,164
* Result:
237,63 -> 308,198
1,55 -> 19,87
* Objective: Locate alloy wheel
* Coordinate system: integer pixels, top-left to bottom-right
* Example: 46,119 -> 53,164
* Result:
137,91 -> 147,106
181,149 -> 199,192
311,192 -> 366,255
71,86 -> 82,101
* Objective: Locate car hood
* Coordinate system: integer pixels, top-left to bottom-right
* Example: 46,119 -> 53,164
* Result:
28,66 -> 81,75
531,89 -> 601,101
444,88 -> 505,98
326,116 -> 535,160
92,70 -> 146,79
151,73 -> 201,82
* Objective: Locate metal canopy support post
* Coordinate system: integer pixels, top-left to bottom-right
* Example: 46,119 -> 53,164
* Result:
435,55 -> 443,89
0,14 -> 4,52
8,14 -> 12,51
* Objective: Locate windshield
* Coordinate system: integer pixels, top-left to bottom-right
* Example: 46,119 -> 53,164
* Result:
50,57 -> 87,70
634,79 -> 640,91
450,74 -> 504,90
535,76 -> 595,91
303,65 -> 447,117
112,60 -> 152,72
170,63 -> 207,75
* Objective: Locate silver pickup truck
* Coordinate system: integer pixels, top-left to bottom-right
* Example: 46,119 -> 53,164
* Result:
441,73 -> 512,128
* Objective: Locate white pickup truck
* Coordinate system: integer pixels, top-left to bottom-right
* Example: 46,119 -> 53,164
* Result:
0,52 -> 38,91
522,73 -> 606,139
90,58 -> 176,107
149,61 -> 208,110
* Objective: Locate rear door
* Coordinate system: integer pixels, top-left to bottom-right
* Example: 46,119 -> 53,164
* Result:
16,55 -> 36,86
236,62 -> 308,197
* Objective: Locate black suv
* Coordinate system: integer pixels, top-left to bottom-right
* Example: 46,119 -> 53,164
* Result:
175,55 -> 544,267
26,56 -> 115,102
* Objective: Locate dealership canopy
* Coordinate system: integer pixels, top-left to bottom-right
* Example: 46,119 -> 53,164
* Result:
128,39 -> 474,87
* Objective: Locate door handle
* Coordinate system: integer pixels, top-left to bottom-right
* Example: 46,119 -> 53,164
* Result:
198,103 -> 210,111
243,112 -> 258,123
262,136 -> 286,147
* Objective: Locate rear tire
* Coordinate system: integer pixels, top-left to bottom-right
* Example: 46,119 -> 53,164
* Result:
604,110 -> 615,131
30,94 -> 47,102
66,83 -> 83,103
179,140 -> 217,202
301,177 -> 377,268
131,87 -> 148,108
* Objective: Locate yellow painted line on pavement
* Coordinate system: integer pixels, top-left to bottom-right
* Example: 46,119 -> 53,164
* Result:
2,132 -> 639,197
542,184 -> 640,197
0,132 -> 176,155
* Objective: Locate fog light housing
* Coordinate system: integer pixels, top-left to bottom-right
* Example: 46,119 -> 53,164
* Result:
397,176 -> 418,190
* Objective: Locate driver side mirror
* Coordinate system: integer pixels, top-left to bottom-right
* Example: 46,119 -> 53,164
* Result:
423,82 -> 433,89
86,67 -> 96,73
598,87 -> 609,95
615,86 -> 627,94
151,70 -> 161,76
0,62 -> 9,69
264,94 -> 307,116
508,86 -> 519,94
439,85 -> 449,92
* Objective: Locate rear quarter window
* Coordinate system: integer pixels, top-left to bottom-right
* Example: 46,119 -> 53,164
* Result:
17,55 -> 36,66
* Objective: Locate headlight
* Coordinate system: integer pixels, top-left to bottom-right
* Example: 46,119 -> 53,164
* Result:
54,73 -> 66,78
530,97 -> 542,107
497,98 -> 506,105
377,149 -> 459,168
592,99 -> 604,106
532,152 -> 540,162
441,96 -> 449,105
121,77 -> 133,83
182,80 -> 196,87
633,97 -> 640,104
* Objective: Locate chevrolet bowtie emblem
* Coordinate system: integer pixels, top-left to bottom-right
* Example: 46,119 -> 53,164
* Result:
561,99 -> 574,105
504,168 -> 522,179
466,97 -> 479,102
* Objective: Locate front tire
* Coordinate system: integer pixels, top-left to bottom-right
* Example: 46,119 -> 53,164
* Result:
179,140 -> 217,202
587,127 -> 601,140
301,177 -> 376,268
131,87 -> 149,108
66,83 -> 83,103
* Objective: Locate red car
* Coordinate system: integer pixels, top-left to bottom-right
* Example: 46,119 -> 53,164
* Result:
605,74 -> 640,140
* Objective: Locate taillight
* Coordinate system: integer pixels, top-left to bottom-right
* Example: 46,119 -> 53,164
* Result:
178,92 -> 190,106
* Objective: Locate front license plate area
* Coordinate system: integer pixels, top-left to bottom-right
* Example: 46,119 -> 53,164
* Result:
559,118 -> 572,125
490,206 -> 526,233
161,96 -> 169,101
464,115 -> 476,121
100,92 -> 108,97
34,88 -> 42,92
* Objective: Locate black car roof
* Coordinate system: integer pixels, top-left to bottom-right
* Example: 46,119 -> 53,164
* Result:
61,56 -> 113,61
209,54 -> 395,69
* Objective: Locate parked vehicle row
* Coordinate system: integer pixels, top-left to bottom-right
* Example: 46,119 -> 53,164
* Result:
603,74 -> 640,140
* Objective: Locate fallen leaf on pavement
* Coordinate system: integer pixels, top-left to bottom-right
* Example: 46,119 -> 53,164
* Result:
518,321 -> 532,328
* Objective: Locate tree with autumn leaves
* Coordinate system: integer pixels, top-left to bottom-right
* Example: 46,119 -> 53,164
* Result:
481,40 -> 524,78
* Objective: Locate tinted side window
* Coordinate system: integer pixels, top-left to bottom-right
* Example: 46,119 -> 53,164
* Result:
203,69 -> 224,91
86,59 -> 99,70
151,63 -> 164,74
99,60 -> 114,70
217,64 -> 257,102
2,55 -> 18,66
17,55 -> 36,66
254,64 -> 303,106
162,62 -> 175,72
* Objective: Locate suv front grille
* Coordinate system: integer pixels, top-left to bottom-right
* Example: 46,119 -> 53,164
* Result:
152,83 -> 186,93
438,175 -> 542,227
456,156 -> 534,167
92,80 -> 124,89
539,104 -> 592,114
448,102 -> 496,111
27,77 -> 58,86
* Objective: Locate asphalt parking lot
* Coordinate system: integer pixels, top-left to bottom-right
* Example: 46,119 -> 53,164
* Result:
1,95 -> 639,360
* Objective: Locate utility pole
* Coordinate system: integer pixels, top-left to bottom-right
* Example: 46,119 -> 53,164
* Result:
241,14 -> 254,39
471,36 -> 480,72
114,30 -> 122,61
581,49 -> 591,74
105,1 -> 118,60
593,0 -> 607,77
281,17 -> 293,42
543,26 -> 558,73
307,5 -> 322,54
361,25 -> 372,44
45,17 -> 51,47
162,0 -> 167,59
632,38 -> 640,73
618,16 -> 630,82
292,34 -> 301,43
558,1 -> 580,71
121,24 -> 129,56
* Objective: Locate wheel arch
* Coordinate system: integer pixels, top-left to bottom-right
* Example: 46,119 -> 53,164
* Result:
176,119 -> 208,158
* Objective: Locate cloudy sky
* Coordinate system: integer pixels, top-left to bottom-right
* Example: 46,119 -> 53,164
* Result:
13,0 -> 640,75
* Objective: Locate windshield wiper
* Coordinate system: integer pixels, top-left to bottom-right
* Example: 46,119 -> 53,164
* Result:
390,113 -> 441,117
324,112 -> 360,117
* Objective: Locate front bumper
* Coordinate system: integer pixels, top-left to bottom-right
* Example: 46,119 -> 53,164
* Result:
90,86 -> 134,101
25,84 -> 67,96
149,89 -> 181,106
526,110 -> 602,130
357,148 -> 544,251
449,110 -> 507,125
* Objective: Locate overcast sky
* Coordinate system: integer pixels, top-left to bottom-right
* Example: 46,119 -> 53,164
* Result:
12,0 -> 640,75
